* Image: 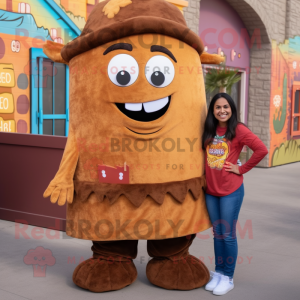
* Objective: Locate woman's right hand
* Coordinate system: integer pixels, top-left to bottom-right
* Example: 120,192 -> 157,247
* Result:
224,162 -> 240,175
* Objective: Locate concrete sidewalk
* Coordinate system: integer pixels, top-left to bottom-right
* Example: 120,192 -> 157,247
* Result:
0,163 -> 299,300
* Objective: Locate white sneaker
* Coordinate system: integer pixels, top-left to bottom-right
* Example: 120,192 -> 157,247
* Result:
205,271 -> 222,291
213,275 -> 234,295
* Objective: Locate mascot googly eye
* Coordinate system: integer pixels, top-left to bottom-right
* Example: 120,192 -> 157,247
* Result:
145,55 -> 175,88
107,54 -> 139,87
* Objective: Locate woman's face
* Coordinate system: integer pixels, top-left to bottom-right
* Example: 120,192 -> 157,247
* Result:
213,97 -> 232,126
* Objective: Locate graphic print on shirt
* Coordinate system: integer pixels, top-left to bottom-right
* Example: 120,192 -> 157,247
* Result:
206,138 -> 230,170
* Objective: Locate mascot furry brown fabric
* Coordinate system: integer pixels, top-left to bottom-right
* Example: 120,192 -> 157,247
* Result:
43,0 -> 224,292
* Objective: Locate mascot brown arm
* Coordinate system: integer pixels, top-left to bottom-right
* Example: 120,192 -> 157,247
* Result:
43,41 -> 78,206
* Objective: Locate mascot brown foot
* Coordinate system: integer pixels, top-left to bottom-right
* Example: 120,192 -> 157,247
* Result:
73,240 -> 138,292
146,235 -> 210,290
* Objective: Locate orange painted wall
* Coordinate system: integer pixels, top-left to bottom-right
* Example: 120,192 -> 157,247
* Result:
61,0 -> 87,19
269,38 -> 300,166
0,33 -> 48,133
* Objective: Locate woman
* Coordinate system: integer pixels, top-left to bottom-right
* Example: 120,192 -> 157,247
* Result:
202,93 -> 268,295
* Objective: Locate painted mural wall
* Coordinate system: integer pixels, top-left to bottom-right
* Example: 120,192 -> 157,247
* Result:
54,0 -> 86,29
270,37 -> 300,166
0,0 -> 185,135
0,0 -> 79,133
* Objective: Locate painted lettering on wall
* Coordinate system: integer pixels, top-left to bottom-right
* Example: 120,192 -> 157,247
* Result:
0,93 -> 14,113
0,117 -> 16,132
0,64 -> 15,88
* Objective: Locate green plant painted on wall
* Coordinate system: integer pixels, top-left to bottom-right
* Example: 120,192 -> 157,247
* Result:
272,139 -> 300,166
273,73 -> 287,134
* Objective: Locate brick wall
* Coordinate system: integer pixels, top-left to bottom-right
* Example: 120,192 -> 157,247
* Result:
286,0 -> 300,39
183,0 -> 201,35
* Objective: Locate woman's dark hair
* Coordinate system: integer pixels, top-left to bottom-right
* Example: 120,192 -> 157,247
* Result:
202,93 -> 239,150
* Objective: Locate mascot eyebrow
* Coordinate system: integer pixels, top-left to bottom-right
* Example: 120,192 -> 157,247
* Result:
151,45 -> 177,63
103,43 -> 177,63
103,43 -> 133,55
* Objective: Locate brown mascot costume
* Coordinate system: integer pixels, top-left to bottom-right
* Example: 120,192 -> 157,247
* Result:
43,0 -> 224,292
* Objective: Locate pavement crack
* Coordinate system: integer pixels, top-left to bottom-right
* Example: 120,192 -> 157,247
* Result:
0,287 -> 32,300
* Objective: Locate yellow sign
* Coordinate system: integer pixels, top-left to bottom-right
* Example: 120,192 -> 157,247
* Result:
0,93 -> 14,113
0,117 -> 16,132
0,64 -> 15,88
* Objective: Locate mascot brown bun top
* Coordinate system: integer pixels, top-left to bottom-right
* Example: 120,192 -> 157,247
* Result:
43,0 -> 224,241
60,0 -> 204,62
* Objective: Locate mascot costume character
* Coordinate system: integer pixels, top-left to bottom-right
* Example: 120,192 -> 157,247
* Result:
43,0 -> 223,292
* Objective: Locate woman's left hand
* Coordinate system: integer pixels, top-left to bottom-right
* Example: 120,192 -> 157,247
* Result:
224,162 -> 240,174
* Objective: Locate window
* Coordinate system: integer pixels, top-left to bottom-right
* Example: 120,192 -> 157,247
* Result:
292,83 -> 300,137
203,66 -> 246,123
30,48 -> 69,136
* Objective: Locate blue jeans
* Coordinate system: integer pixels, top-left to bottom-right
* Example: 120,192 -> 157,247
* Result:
205,184 -> 244,278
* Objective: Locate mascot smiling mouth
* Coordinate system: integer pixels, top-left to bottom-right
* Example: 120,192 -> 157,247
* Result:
116,96 -> 171,122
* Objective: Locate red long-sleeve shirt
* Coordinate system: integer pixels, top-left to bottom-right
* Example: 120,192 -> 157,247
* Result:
205,123 -> 268,196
